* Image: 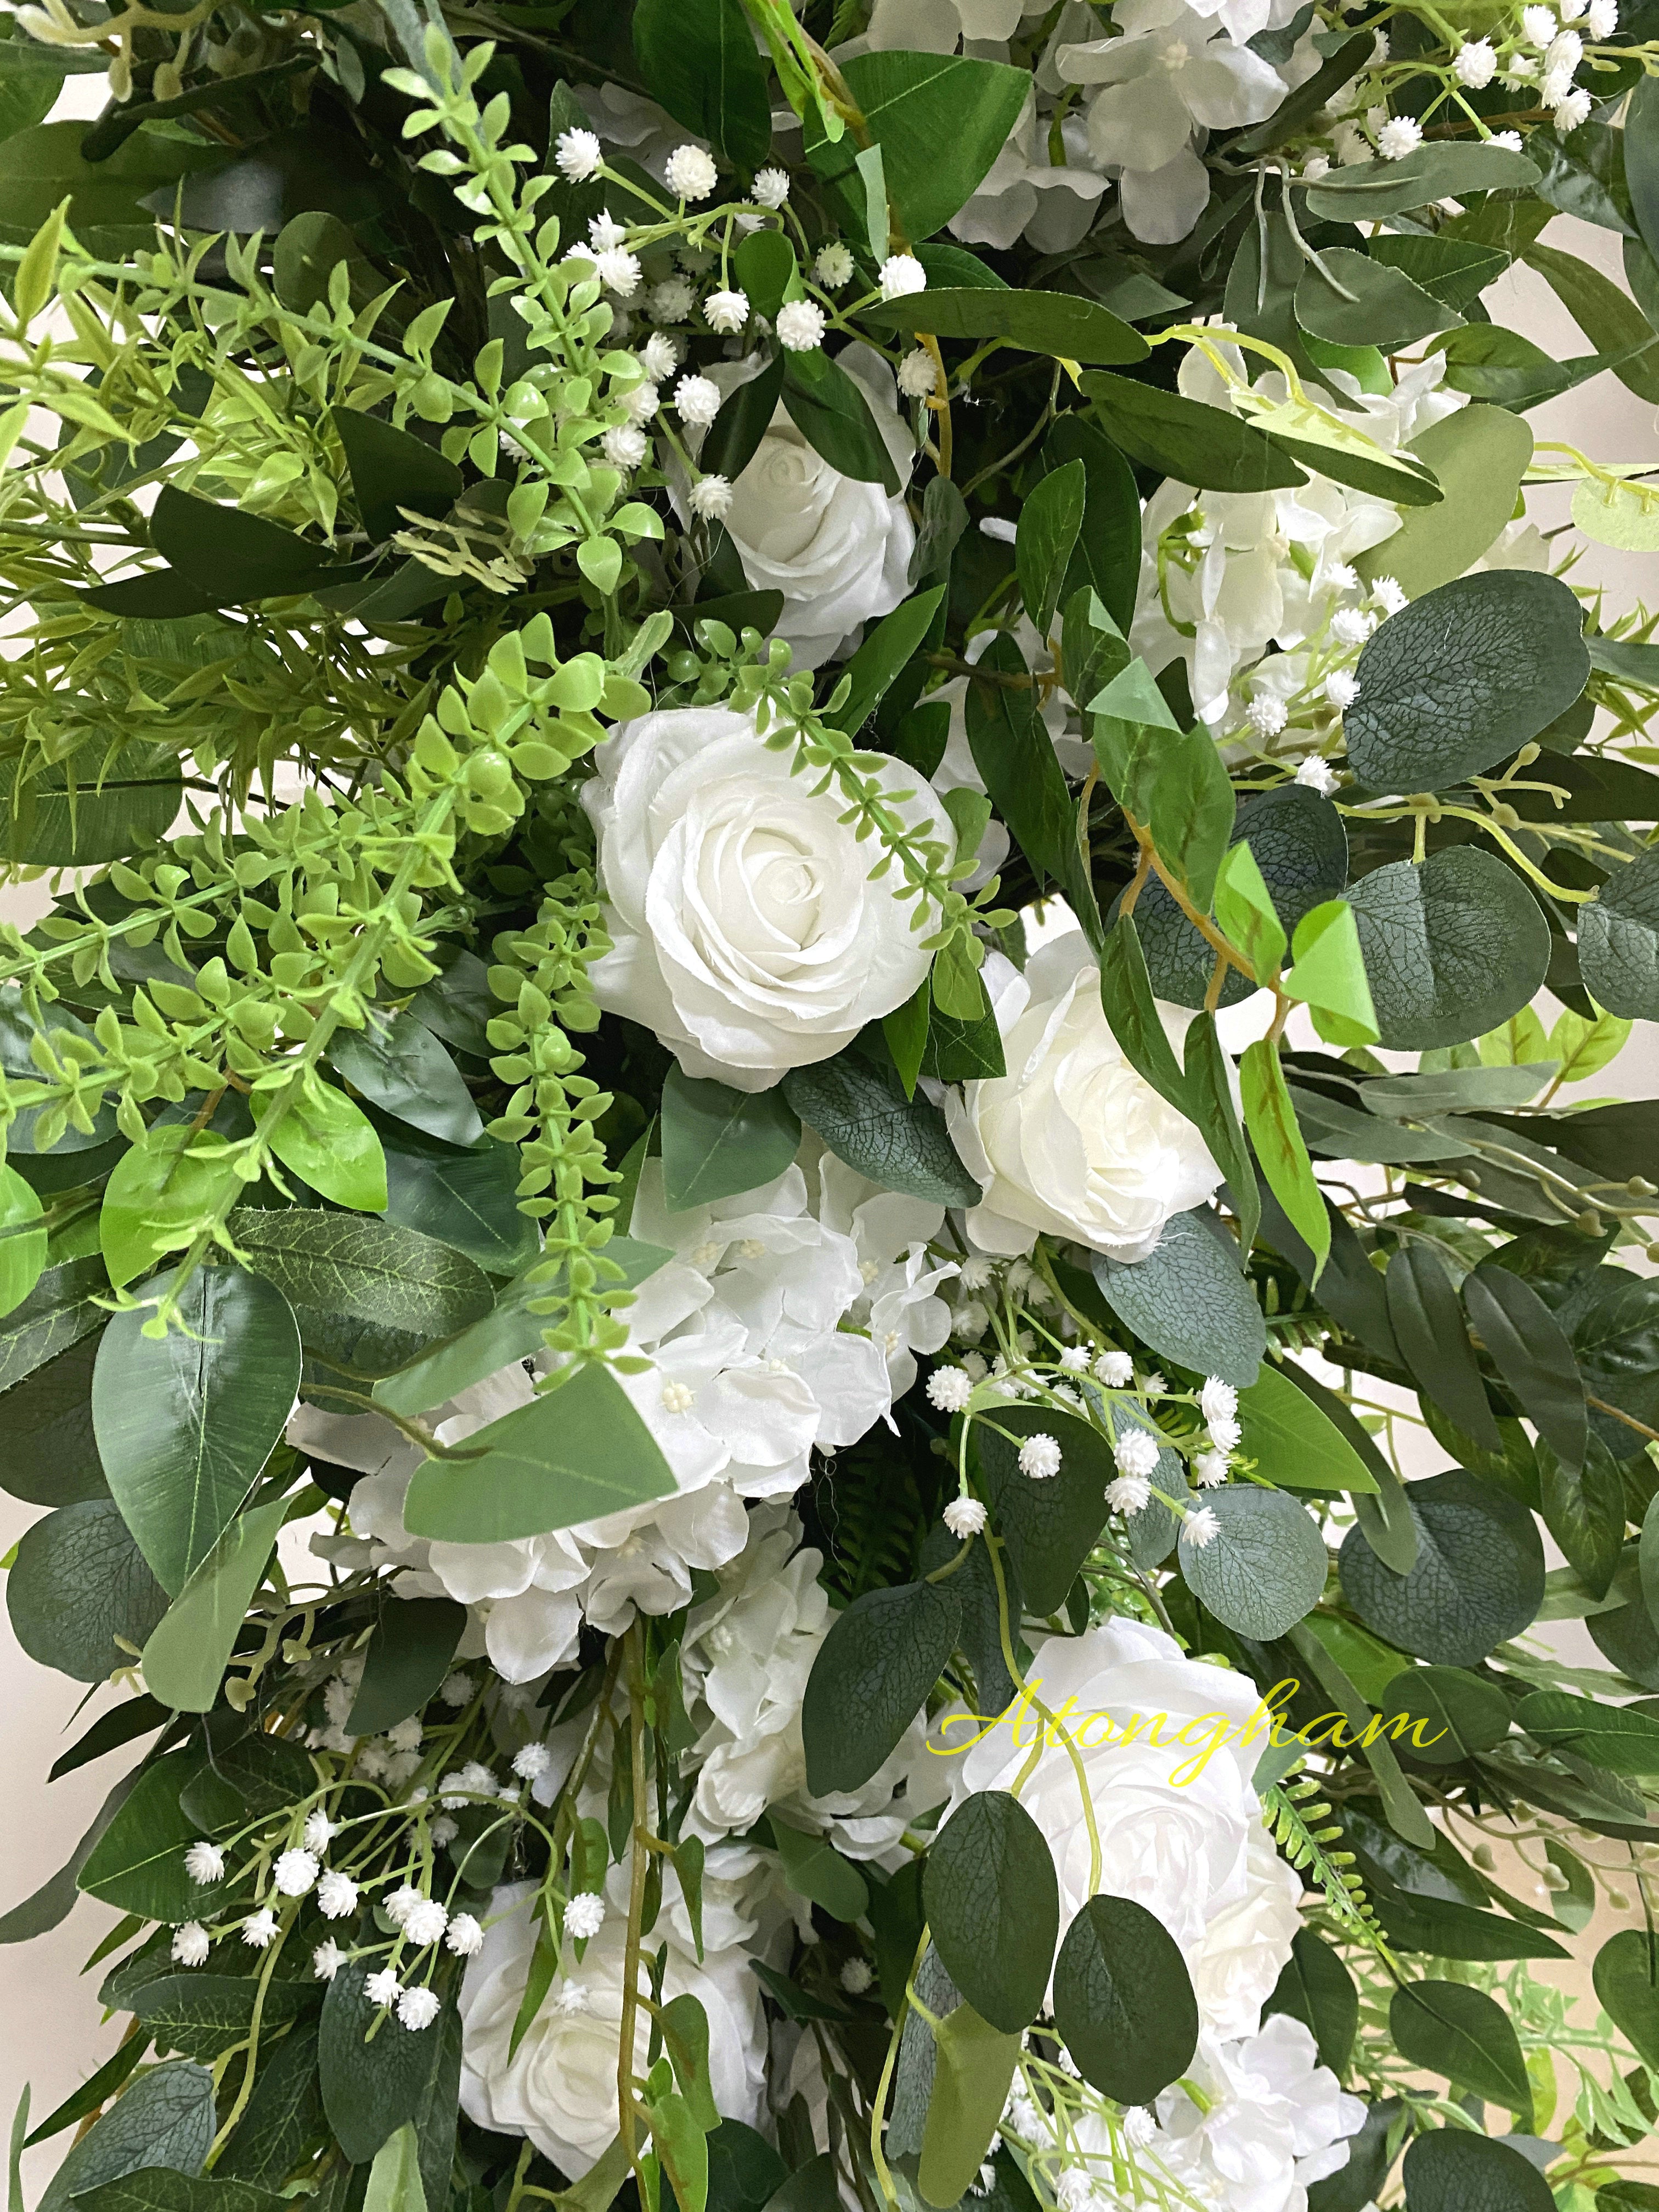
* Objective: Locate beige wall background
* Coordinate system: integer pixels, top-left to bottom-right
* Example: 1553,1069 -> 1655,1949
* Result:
0,119 -> 1656,2196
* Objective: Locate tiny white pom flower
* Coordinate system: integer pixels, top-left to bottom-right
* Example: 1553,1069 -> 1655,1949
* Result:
953,1299 -> 990,1342
1302,153 -> 1331,180
1376,116 -> 1423,160
1018,1434 -> 1063,1481
593,247 -> 642,299
1114,1425 -> 1161,1479
1142,1372 -> 1167,1400
1058,1345 -> 1092,1373
704,287 -> 749,334
1554,86 -> 1592,127
1193,1449 -> 1230,1488
944,1497 -> 988,1538
1588,0 -> 1617,34
1184,1505 -> 1222,1549
649,275 -> 697,322
565,1892 -> 606,1940
1326,561 -> 1360,596
365,1967 -> 402,2009
242,1909 -> 279,1951
776,300 -> 827,352
588,210 -> 628,252
1199,1378 -> 1237,1425
640,334 -> 680,382
1208,1413 -> 1243,1453
446,1912 -> 485,1957
1370,575 -> 1408,616
958,1256 -> 996,1291
273,1849 -> 319,1899
431,1815 -> 458,1847
403,1898 -> 449,1947
303,1810 -> 339,1854
1372,27 -> 1390,58
1324,669 -> 1359,710
840,1957 -> 874,1993
398,1985 -> 442,2032
185,1842 -> 226,1886
172,1922 -> 211,1968
1505,53 -> 1539,77
1106,1472 -> 1152,1515
602,424 -> 648,470
1004,2095 -> 1041,2138
555,127 -> 603,183
1523,4 -> 1556,42
878,253 -> 927,301
814,242 -> 855,289
554,1982 -> 592,2016
927,1366 -> 974,1413
897,347 -> 939,400
753,165 -> 791,209
960,1351 -> 989,1384
1095,1348 -> 1135,1387
1331,606 -> 1375,647
385,1884 -> 423,1929
665,144 -> 719,202
1245,694 -> 1286,738
313,1938 -> 346,1981
1296,755 -> 1339,796
1561,0 -> 1587,16
673,374 -> 723,427
1548,26 -> 1584,67
1489,128 -> 1525,149
512,1742 -> 552,1781
1454,36 -> 1497,83
689,474 -> 733,520
317,1870 -> 359,1920
620,380 -> 660,425
1123,2108 -> 1158,2150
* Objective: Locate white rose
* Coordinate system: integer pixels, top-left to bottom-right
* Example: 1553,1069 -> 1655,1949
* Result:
459,1880 -> 766,2176
584,704 -> 949,1092
943,1619 -> 1300,2036
945,934 -> 1223,1261
721,343 -> 915,670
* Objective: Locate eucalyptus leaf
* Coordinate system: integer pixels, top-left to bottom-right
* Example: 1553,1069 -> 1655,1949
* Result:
1091,1211 -> 1263,1386
661,1068 -> 802,1212
782,1055 -> 979,1208
1180,1485 -> 1328,1639
1578,848 -> 1659,1020
801,1581 -> 961,1797
1346,849 -> 1551,1051
924,1793 -> 1058,2033
7,1496 -> 168,1683
1338,1469 -> 1545,1666
1051,1895 -> 1199,2107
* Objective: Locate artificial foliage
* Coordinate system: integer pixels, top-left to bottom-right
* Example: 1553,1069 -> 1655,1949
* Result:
3,2 -> 1659,2209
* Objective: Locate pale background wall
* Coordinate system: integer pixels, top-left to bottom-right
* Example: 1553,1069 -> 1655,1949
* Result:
1,86 -> 1657,2192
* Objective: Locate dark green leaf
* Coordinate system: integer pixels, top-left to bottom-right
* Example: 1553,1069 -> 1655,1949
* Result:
0,1328 -> 108,1506
1091,1210 -> 1263,1386
632,0 -> 771,168
22,2036 -> 149,2149
1302,142 -> 1539,222
0,119 -> 213,238
701,354 -> 785,487
964,635 -> 1098,935
1400,2128 -> 1553,2212
319,1962 -> 447,2166
149,487 -> 338,602
1180,1485 -> 1328,1639
1045,422 -> 1141,633
1289,1621 -> 1434,1848
1338,1469 -> 1545,1666
974,1403 -> 1124,1613
228,1209 -> 494,1339
347,1596 -> 467,1736
704,2121 -> 785,2212
215,2023 -> 324,2188
8,1496 -> 168,1683
1346,572 -> 1589,794
1630,75 -> 1659,266
1277,1361 -> 1416,1570
1080,370 -> 1306,493
826,585 -> 944,736
661,1067 -> 802,1212
332,410 -> 461,543
924,1793 -> 1058,2034
1097,916 -> 1189,1118
1347,848 -> 1550,1052
76,1750 -> 200,1921
782,1055 -> 979,1207
329,1011 -> 481,1150
803,53 -> 1029,246
1379,1666 -> 1510,1767
403,1361 -> 676,1542
1296,248 -> 1459,350
383,1131 -> 537,1276
770,1820 -> 870,1924
1052,1895 -> 1198,2107
0,1255 -> 106,1392
1516,1691 -> 1659,1774
1015,460 -> 1085,637
733,230 -> 795,323
92,1266 -> 299,1596
1148,727 -> 1236,916
1537,1425 -> 1623,1598
37,2064 -> 214,2212
1183,1013 -> 1258,1259
177,1727 -> 313,1833
1594,1927 -> 1659,2069
0,743 -> 183,866
872,286 -> 1146,366
1240,1037 -> 1329,1279
131,1974 -> 319,2063
801,1581 -> 960,1796
1386,1243 -> 1502,1454
781,350 -> 899,493
49,1695 -> 168,1782
1388,1980 -> 1530,2115
1265,1927 -> 1357,2075
1579,848 -> 1659,1021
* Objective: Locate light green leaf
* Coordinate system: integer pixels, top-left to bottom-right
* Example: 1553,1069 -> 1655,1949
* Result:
251,1078 -> 388,1212
1240,1038 -> 1329,1281
142,1492 -> 291,1713
1236,1361 -> 1378,1493
100,1125 -> 245,1291
1281,898 -> 1378,1046
917,2004 -> 1021,2212
1356,404 -> 1533,597
1213,840 -> 1286,984
364,2124 -> 427,2212
770,1820 -> 870,1925
0,1160 -> 46,1320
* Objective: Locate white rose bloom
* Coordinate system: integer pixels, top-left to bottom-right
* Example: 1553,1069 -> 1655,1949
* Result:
946,935 -> 1223,1263
680,1504 -> 927,1860
459,1880 -> 766,2176
583,705 -> 949,1092
719,343 -> 916,669
941,1619 -> 1300,2034
1056,5 -> 1286,243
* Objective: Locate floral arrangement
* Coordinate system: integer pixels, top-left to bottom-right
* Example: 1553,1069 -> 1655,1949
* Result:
4,0 -> 1659,2208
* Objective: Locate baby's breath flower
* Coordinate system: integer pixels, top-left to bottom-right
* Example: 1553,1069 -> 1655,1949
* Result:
878,253 -> 927,301
1114,1426 -> 1160,1479
775,300 -> 827,352
172,1922 -> 210,1967
512,1741 -> 552,1781
704,287 -> 750,334
753,165 -> 791,208
602,424 -> 648,470
649,275 -> 697,322
897,348 -> 939,399
365,1967 -> 402,2008
404,1898 -> 449,1947
185,1842 -> 225,1885
1454,36 -> 1497,83
639,334 -> 680,381
555,127 -> 603,182
398,1985 -> 442,2031
1018,1434 -> 1063,1480
1376,116 -> 1423,160
242,1909 -> 279,1950
814,242 -> 855,289
273,1849 -> 319,1898
313,1938 -> 346,1980
1296,755 -> 1339,795
1058,1346 -> 1092,1373
303,1810 -> 339,1854
673,374 -> 723,427
1106,1472 -> 1152,1515
664,144 -> 719,202
839,1957 -> 874,1993
927,1365 -> 974,1413
565,1892 -> 606,1940
447,1913 -> 485,1957
944,1497 -> 988,1538
593,247 -> 642,298
318,1870 -> 359,1919
689,474 -> 733,519
1185,1505 -> 1222,1549
1094,1348 -> 1134,1387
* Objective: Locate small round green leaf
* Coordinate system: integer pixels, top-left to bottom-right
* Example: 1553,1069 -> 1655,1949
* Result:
802,1580 -> 961,1797
1579,847 -> 1659,1022
7,1496 -> 167,1683
1052,1895 -> 1199,2107
925,1792 -> 1059,2033
1339,1470 -> 1544,1666
1092,1209 -> 1265,1387
1179,1485 -> 1329,1639
1400,2128 -> 1554,2212
1347,847 -> 1550,1051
